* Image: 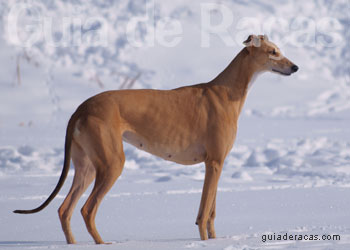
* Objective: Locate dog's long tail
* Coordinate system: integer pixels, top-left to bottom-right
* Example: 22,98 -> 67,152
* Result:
13,118 -> 75,214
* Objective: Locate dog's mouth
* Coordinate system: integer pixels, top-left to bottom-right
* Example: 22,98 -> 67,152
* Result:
272,69 -> 291,76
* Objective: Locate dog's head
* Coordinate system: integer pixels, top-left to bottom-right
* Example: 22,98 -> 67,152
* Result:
243,34 -> 298,76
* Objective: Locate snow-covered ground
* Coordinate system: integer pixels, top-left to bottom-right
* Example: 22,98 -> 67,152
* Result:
0,0 -> 349,249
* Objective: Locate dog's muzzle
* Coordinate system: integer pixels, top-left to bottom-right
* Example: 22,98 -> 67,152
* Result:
291,65 -> 299,73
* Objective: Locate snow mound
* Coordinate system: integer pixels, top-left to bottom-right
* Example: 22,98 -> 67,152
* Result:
0,145 -> 63,175
1,137 -> 349,190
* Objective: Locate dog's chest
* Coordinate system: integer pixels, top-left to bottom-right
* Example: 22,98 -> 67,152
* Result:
122,131 -> 206,165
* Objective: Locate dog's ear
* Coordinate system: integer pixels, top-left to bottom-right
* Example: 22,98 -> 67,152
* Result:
243,34 -> 260,47
258,34 -> 268,41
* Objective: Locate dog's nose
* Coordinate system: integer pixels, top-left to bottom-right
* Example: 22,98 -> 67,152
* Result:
291,65 -> 299,73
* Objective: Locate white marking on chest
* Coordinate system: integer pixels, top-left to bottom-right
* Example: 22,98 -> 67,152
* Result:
248,72 -> 262,90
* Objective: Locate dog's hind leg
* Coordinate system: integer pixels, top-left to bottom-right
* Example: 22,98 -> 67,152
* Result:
81,165 -> 123,244
58,142 -> 96,244
79,117 -> 125,244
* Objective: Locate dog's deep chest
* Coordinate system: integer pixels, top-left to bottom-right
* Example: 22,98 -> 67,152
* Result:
122,130 -> 207,165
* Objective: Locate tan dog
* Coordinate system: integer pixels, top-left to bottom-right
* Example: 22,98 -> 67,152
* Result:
14,34 -> 298,244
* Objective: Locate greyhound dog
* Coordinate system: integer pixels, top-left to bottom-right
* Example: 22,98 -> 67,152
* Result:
14,34 -> 298,244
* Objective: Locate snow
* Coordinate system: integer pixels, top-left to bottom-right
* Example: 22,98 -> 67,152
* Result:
0,0 -> 350,249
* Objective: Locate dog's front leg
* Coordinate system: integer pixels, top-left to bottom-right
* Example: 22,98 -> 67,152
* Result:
207,190 -> 217,238
196,160 -> 223,240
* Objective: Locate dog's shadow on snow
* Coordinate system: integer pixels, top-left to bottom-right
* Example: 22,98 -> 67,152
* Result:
0,241 -> 66,247
0,238 -> 203,247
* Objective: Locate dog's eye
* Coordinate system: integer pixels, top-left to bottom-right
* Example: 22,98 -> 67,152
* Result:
270,49 -> 277,55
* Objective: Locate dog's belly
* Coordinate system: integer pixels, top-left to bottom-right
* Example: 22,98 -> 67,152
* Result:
122,131 -> 206,165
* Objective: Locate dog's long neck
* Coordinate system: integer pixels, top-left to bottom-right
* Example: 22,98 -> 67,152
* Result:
210,48 -> 261,116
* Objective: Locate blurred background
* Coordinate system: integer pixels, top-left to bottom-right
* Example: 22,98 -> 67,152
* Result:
0,0 -> 349,177
0,1 -> 349,248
